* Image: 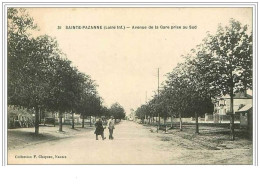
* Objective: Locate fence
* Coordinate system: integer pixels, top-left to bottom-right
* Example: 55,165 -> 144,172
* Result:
141,113 -> 240,125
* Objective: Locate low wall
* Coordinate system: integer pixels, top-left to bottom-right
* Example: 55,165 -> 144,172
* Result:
142,114 -> 240,124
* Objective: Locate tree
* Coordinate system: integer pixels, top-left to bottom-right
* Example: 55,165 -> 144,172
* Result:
46,58 -> 96,131
75,74 -> 99,128
8,8 -> 102,134
110,103 -> 126,120
8,8 -> 61,134
135,105 -> 147,123
7,8 -> 37,38
100,106 -> 110,118
88,95 -> 102,126
165,63 -> 193,131
180,53 -> 214,133
8,8 -> 36,131
67,68 -> 87,129
199,19 -> 252,140
156,89 -> 171,128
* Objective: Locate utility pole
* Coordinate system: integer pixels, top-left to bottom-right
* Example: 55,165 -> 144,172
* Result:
157,68 -> 160,133
145,91 -> 147,124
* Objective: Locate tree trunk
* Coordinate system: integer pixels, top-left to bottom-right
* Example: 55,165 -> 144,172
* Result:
39,107 -> 41,124
82,115 -> 85,128
195,112 -> 199,134
171,116 -> 173,128
90,116 -> 92,127
164,117 -> 167,133
35,106 -> 39,134
71,111 -> 75,129
179,112 -> 182,131
157,113 -> 160,133
52,112 -> 56,127
230,89 -> 235,140
159,114 -> 161,127
59,111 -> 63,132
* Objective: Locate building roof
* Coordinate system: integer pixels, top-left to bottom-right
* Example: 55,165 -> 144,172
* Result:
237,104 -> 253,112
219,92 -> 253,99
234,92 -> 252,99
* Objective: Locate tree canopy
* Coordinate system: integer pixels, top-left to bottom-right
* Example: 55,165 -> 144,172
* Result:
135,19 -> 252,139
7,8 -> 103,133
110,103 -> 126,120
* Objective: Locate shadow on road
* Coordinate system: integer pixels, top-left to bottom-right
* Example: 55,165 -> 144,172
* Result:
8,131 -> 60,150
8,125 -> 94,150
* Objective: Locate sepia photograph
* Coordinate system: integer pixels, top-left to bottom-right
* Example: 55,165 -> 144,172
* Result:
4,5 -> 255,165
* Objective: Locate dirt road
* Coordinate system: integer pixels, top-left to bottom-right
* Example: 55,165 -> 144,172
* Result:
8,121 -> 252,164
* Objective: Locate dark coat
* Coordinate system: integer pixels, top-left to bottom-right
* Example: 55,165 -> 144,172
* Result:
94,120 -> 104,135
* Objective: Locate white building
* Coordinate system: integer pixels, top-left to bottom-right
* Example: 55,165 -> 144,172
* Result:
213,92 -> 252,115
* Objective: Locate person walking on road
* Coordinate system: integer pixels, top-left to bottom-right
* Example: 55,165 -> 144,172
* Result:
107,116 -> 115,140
94,118 -> 106,140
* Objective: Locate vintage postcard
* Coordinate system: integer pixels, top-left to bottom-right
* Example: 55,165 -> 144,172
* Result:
4,4 -> 256,165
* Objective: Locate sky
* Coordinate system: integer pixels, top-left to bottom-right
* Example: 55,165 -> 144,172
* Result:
26,8 -> 252,114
